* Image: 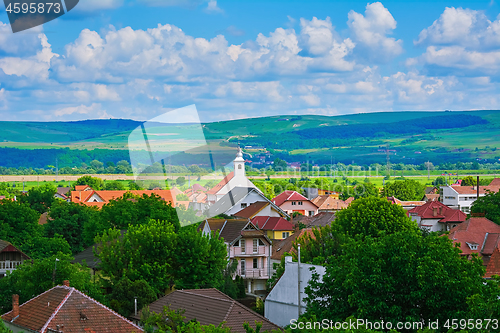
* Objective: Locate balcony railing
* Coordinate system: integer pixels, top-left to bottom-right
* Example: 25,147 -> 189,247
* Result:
236,268 -> 269,279
0,261 -> 22,271
233,246 -> 267,256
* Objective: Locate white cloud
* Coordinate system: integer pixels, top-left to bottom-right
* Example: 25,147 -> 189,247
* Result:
347,2 -> 403,61
204,0 -> 223,14
53,103 -> 111,118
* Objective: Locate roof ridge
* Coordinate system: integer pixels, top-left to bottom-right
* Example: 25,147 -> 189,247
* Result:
5,285 -> 70,319
41,287 -> 74,333
72,288 -> 143,331
222,298 -> 236,322
178,290 -> 234,304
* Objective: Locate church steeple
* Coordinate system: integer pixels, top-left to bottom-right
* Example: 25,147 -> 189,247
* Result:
234,144 -> 245,177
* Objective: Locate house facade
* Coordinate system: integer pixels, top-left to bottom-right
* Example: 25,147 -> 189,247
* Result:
440,185 -> 500,213
272,191 -> 318,217
0,240 -> 30,278
200,219 -> 272,295
206,147 -> 259,204
408,200 -> 467,232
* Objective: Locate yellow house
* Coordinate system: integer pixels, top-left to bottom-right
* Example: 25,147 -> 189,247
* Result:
252,216 -> 295,240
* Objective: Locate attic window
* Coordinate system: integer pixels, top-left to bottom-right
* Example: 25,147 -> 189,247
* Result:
466,242 -> 479,250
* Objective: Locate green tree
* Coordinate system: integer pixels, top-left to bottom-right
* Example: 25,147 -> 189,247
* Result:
381,178 -> 425,201
18,183 -> 56,214
104,180 -> 125,190
173,226 -> 227,290
20,234 -> 72,259
116,160 -> 132,174
0,318 -> 12,333
471,190 -> 500,224
333,197 -> 419,240
73,176 -> 104,190
432,176 -> 447,186
272,158 -> 287,172
176,193 -> 189,201
305,232 -> 492,325
108,277 -> 157,317
128,180 -> 143,190
176,177 -> 186,187
352,182 -> 379,199
90,159 -> 104,170
46,201 -> 99,254
462,175 -> 477,186
0,254 -> 104,314
0,200 -> 41,248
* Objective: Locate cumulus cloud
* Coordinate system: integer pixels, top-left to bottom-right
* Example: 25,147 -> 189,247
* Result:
347,2 -> 403,62
204,0 -> 223,14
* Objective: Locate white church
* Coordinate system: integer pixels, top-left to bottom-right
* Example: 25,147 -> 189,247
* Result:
206,146 -> 258,204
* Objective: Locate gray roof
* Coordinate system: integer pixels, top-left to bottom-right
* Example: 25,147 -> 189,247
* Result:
72,244 -> 100,269
208,187 -> 257,217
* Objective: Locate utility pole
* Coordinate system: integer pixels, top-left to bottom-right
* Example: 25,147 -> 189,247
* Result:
297,244 -> 301,318
385,144 -> 391,177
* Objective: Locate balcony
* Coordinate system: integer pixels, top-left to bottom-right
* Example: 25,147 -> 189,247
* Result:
233,246 -> 267,256
0,260 -> 22,273
237,268 -> 269,279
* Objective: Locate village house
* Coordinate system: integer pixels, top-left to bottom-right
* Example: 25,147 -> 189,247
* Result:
1,281 -> 143,332
311,195 -> 348,213
272,191 -> 318,217
251,216 -> 295,240
206,147 -> 259,204
408,200 -> 467,232
447,217 -> 500,266
131,289 -> 281,332
234,201 -> 289,219
199,218 -> 272,295
71,186 -> 176,208
0,240 -> 30,278
302,187 -> 340,200
387,196 -> 426,210
440,183 -> 500,213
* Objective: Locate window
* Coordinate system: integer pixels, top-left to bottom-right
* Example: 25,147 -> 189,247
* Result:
258,239 -> 264,246
241,203 -> 247,209
238,165 -> 242,169
298,201 -> 303,205
291,201 -> 296,205
234,240 -> 239,247
253,239 -> 258,253
240,259 -> 245,274
282,232 -> 290,238
241,240 -> 246,253
253,258 -> 258,269
309,211 -> 314,216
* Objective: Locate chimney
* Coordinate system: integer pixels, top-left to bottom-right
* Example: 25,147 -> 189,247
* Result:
477,176 -> 480,200
433,207 -> 437,217
63,280 -> 70,287
12,294 -> 19,318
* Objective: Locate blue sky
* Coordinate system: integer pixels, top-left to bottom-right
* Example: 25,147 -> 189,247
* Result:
1,0 -> 500,122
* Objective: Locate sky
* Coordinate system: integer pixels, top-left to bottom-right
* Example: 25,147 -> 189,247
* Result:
1,0 -> 500,122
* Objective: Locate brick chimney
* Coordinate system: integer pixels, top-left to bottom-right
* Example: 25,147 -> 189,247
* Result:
12,294 -> 19,318
433,207 -> 437,216
63,280 -> 70,287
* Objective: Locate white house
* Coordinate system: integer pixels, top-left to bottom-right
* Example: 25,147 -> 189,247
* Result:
206,147 -> 258,204
264,256 -> 326,327
0,240 -> 30,278
440,184 -> 500,213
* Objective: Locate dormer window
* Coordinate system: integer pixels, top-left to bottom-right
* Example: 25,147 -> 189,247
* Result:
466,242 -> 478,250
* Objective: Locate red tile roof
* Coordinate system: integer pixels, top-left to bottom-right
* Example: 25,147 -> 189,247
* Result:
448,217 -> 500,256
74,185 -> 92,191
1,285 -> 142,332
71,189 -> 175,209
345,197 -> 354,205
131,289 -> 281,333
206,172 -> 234,195
408,200 -> 467,223
272,191 -> 316,207
252,216 -> 294,231
485,247 -> 500,278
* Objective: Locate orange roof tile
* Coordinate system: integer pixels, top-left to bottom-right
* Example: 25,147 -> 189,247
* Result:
272,191 -> 317,207
448,217 -> 500,256
234,202 -> 269,218
485,247 -> 500,278
311,195 -> 347,210
408,200 -> 466,223
252,216 -> 294,231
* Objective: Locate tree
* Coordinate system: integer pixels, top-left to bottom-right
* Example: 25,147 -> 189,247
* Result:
128,180 -> 143,190
73,176 -> 104,190
0,318 -> 12,333
333,197 -> 419,241
104,180 -> 125,190
0,200 -> 41,248
352,182 -> 379,199
381,178 -> 425,201
90,159 -> 104,170
116,160 -> 132,174
432,176 -> 447,186
20,234 -> 72,259
272,158 -> 287,172
46,201 -> 99,254
176,177 -> 186,187
0,254 -> 104,314
471,190 -> 500,225
108,277 -> 157,317
462,175 -> 477,186
305,232 -> 493,325
18,183 -> 56,214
